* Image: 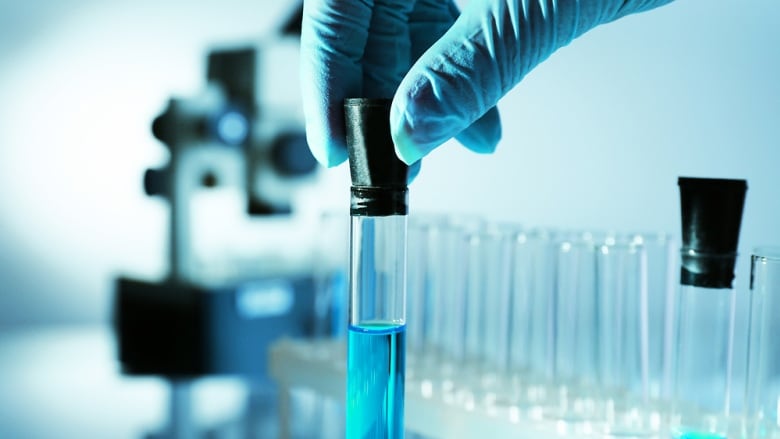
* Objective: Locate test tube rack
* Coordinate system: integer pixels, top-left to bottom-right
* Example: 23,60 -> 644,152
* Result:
269,338 -> 674,439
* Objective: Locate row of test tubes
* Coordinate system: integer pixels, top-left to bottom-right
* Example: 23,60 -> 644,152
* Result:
289,212 -> 780,438
404,215 -> 677,437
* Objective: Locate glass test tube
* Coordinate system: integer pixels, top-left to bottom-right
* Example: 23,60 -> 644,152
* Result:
597,238 -> 648,399
745,247 -> 780,439
596,238 -> 664,437
421,216 -> 447,362
554,236 -> 599,391
406,214 -> 447,386
460,224 -> 517,397
525,229 -> 559,387
672,261 -> 736,438
406,217 -> 427,357
347,213 -> 407,438
507,229 -> 558,411
671,177 -> 747,439
508,230 -> 533,378
344,98 -> 409,439
637,232 -> 677,401
440,215 -> 484,367
482,225 -> 517,378
547,234 -> 601,425
408,215 -> 483,400
463,230 -> 487,374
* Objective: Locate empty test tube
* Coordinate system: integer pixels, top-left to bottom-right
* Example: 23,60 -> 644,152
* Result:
636,231 -> 677,401
524,229 -> 558,385
745,247 -> 780,439
597,237 -> 648,398
596,237 -> 661,437
554,236 -> 599,391
483,225 -> 518,378
440,216 -> 484,366
406,217 -> 428,357
406,214 -> 447,383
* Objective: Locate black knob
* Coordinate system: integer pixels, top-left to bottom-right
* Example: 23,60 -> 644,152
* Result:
144,168 -> 168,197
151,111 -> 173,145
270,132 -> 318,177
151,99 -> 208,147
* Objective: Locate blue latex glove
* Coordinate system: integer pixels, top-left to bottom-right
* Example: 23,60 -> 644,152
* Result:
301,0 -> 674,168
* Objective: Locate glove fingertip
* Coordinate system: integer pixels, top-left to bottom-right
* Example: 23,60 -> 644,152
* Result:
393,132 -> 427,166
407,160 -> 422,184
390,103 -> 428,165
455,107 -> 502,154
325,147 -> 349,168
306,126 -> 348,168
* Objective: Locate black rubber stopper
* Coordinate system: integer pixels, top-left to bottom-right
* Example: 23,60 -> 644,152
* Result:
678,177 -> 748,288
344,98 -> 408,216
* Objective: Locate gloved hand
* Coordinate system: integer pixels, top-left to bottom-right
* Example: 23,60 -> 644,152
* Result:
301,0 -> 674,168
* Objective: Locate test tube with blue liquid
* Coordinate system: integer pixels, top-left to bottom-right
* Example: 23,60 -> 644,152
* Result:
344,98 -> 409,439
671,177 -> 747,439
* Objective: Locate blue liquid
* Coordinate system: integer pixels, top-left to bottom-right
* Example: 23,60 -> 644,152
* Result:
347,323 -> 406,439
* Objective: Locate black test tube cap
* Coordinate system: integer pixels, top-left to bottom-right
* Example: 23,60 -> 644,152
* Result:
678,177 -> 748,289
344,98 -> 409,216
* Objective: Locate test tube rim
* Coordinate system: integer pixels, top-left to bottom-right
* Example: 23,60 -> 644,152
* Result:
752,246 -> 780,262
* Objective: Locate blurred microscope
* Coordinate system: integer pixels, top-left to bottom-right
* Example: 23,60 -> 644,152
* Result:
113,5 -> 338,438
